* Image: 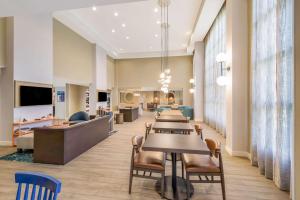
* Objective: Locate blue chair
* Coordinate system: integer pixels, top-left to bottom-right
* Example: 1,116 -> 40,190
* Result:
69,111 -> 89,124
15,172 -> 62,200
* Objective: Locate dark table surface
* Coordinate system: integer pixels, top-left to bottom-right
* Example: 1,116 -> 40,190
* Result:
155,115 -> 188,123
142,134 -> 210,154
152,122 -> 194,132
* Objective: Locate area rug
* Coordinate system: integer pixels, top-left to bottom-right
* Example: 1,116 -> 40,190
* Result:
0,151 -> 33,163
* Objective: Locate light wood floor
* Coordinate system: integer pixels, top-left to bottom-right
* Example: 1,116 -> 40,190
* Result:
0,112 -> 289,200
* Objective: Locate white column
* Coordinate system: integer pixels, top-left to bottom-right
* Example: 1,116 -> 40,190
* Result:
193,41 -> 205,122
293,0 -> 300,198
89,45 -> 108,114
225,0 -> 249,157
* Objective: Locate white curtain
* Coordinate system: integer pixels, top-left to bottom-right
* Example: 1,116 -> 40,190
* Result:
204,7 -> 226,136
251,0 -> 293,190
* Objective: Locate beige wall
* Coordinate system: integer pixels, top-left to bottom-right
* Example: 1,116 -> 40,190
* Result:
294,0 -> 299,198
107,56 -> 115,89
115,56 -> 193,106
0,17 -> 13,144
0,18 -> 6,68
66,84 -> 88,117
53,19 -> 94,86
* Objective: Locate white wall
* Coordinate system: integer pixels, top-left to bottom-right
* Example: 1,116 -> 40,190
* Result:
96,45 -> 108,90
13,14 -> 53,123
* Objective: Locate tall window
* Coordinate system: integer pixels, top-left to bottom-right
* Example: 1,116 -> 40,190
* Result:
251,0 -> 293,190
204,6 -> 226,136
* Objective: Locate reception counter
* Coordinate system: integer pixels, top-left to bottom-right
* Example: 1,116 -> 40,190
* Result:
33,116 -> 109,165
119,107 -> 139,122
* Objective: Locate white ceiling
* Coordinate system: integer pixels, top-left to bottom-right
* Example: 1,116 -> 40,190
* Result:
0,0 -> 144,17
55,0 -> 203,58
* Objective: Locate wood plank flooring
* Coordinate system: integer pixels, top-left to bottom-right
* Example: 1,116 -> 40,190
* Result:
0,112 -> 289,200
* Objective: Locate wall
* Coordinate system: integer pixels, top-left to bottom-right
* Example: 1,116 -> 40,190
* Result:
0,18 -> 6,68
0,17 -> 13,145
293,0 -> 299,198
115,56 -> 193,106
13,13 -> 53,122
53,19 -> 94,87
66,84 -> 88,117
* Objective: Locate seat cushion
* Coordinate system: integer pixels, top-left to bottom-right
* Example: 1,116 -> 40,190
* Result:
134,151 -> 164,171
182,154 -> 220,173
16,133 -> 34,150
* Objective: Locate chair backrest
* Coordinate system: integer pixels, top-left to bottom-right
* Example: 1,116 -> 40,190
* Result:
145,123 -> 152,136
132,136 -> 143,153
15,172 -> 62,200
69,111 -> 89,122
205,139 -> 221,158
194,124 -> 202,133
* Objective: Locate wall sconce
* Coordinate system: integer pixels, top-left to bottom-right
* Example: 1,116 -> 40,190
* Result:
189,78 -> 195,94
216,53 -> 230,86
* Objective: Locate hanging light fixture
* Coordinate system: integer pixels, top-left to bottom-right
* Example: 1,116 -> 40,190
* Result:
157,0 -> 171,93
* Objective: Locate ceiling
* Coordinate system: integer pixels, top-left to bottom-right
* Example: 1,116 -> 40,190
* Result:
54,0 -> 203,58
0,0 -> 144,17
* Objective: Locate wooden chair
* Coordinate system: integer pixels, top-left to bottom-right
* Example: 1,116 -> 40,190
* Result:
144,122 -> 152,140
183,139 -> 225,200
129,136 -> 166,196
194,124 -> 203,140
15,172 -> 62,200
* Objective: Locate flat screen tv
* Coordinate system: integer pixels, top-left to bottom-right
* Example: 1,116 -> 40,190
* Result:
98,92 -> 107,102
20,86 -> 52,106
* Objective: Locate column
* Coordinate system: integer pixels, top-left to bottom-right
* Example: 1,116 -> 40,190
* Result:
293,0 -> 300,198
193,41 -> 205,122
225,0 -> 249,157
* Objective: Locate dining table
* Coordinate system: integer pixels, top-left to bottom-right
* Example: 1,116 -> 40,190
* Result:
142,134 -> 210,200
152,122 -> 194,134
155,115 -> 188,123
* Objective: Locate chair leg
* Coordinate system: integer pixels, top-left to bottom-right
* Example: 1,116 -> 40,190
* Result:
128,170 -> 133,194
186,172 -> 190,200
221,174 -> 226,200
181,157 -> 184,179
161,171 -> 165,197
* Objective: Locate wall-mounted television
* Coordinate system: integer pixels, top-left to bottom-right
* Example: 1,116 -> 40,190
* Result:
20,86 -> 52,106
98,92 -> 107,102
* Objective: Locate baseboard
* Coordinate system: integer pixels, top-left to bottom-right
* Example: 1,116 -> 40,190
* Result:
225,145 -> 251,160
0,141 -> 12,146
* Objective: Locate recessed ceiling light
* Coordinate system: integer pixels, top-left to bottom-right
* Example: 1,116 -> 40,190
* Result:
92,6 -> 97,11
112,29 -> 116,33
126,36 -> 130,40
156,20 -> 161,24
114,12 -> 119,16
122,23 -> 126,28
154,8 -> 159,13
154,34 -> 159,38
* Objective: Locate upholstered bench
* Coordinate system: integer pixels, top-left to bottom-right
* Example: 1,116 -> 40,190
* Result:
16,133 -> 34,151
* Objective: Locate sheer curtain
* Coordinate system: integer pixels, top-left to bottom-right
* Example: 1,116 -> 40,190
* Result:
251,0 -> 293,190
204,7 -> 226,136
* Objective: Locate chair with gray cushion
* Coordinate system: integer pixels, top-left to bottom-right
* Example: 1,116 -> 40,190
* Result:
68,111 -> 89,124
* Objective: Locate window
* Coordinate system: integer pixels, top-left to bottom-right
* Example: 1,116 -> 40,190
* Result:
204,6 -> 226,136
251,0 -> 293,190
